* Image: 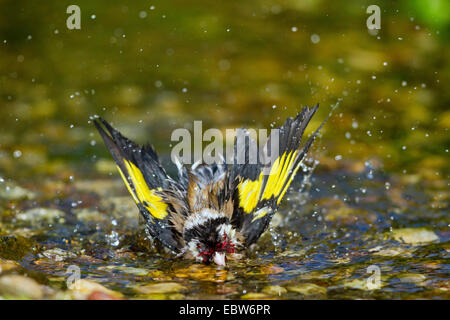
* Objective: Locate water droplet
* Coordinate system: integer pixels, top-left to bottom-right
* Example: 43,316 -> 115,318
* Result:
364,160 -> 374,179
218,59 -> 230,70
108,231 -> 120,247
310,34 -> 320,44
13,150 -> 22,158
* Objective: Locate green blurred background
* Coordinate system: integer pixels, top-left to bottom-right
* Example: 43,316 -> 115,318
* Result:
0,0 -> 448,182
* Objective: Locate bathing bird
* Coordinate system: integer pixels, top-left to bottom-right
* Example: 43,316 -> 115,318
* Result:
94,104 -> 325,266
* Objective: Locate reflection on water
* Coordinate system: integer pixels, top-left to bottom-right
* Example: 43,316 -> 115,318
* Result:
0,0 -> 448,299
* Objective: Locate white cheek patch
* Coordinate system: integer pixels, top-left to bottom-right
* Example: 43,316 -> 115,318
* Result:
187,239 -> 203,261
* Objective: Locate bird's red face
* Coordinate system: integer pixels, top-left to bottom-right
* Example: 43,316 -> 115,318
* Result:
197,234 -> 236,265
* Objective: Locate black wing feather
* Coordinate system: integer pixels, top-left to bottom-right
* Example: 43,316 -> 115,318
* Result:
94,118 -> 182,252
229,104 -> 326,245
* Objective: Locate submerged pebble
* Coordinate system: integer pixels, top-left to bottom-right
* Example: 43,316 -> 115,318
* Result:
87,290 -> 122,300
137,293 -> 167,300
240,292 -> 272,300
0,258 -> 19,273
0,183 -> 35,200
16,208 -> 65,223
325,206 -> 365,222
74,208 -> 107,223
100,196 -> 139,219
69,279 -> 123,300
41,248 -> 76,262
340,278 -> 383,290
135,282 -> 186,294
396,273 -> 427,285
174,264 -> 229,282
0,275 -> 43,299
286,283 -> 327,296
370,246 -> 416,257
390,228 -> 439,244
74,179 -> 123,196
97,265 -> 150,276
261,285 -> 287,296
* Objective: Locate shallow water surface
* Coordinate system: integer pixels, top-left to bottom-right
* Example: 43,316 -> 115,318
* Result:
0,165 -> 448,299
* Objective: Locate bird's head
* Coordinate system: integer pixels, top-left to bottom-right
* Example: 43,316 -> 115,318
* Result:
184,210 -> 242,266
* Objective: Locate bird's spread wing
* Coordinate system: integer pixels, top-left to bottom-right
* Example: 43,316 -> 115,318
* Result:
229,104 -> 326,245
94,118 -> 183,252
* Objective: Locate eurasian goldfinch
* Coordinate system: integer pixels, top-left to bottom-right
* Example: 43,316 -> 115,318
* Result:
94,104 -> 325,266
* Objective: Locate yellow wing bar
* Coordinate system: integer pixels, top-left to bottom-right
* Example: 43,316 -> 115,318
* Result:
237,174 -> 264,214
116,160 -> 168,220
237,150 -> 299,219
